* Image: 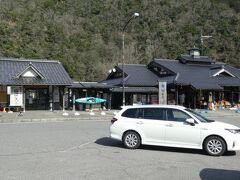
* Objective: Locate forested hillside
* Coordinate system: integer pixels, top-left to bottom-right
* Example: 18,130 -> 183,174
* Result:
0,0 -> 239,81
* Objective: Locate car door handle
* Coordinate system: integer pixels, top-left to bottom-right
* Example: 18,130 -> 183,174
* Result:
136,121 -> 144,125
166,124 -> 173,127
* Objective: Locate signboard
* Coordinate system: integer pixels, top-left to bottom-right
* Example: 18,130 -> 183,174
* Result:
53,86 -> 59,102
239,87 -> 240,103
7,86 -> 11,95
10,86 -> 23,106
0,86 -> 7,103
158,81 -> 167,105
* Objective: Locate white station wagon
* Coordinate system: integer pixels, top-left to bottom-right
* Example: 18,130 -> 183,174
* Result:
110,105 -> 240,156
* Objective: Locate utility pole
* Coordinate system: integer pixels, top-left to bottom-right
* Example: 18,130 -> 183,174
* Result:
122,12 -> 139,106
201,32 -> 212,55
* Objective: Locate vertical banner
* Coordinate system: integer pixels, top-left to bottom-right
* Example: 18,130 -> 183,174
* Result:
10,86 -> 23,106
158,81 -> 167,105
0,85 -> 7,103
53,86 -> 60,102
239,87 -> 240,103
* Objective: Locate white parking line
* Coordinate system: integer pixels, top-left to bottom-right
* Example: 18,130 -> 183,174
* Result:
60,141 -> 95,153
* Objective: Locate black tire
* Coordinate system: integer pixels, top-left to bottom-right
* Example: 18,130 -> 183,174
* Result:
204,136 -> 226,156
123,131 -> 141,149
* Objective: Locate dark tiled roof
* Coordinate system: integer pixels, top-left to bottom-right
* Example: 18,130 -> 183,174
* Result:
191,82 -> 223,90
100,77 -> 122,86
158,75 -> 176,84
153,59 -> 240,88
223,65 -> 240,78
119,64 -> 160,86
0,58 -> 72,85
210,68 -> 222,76
102,60 -> 240,90
104,64 -> 159,86
215,77 -> 240,86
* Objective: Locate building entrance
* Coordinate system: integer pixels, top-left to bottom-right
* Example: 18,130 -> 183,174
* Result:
25,88 -> 49,110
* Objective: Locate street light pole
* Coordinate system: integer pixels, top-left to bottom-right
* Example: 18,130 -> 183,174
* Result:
201,32 -> 212,55
122,12 -> 139,106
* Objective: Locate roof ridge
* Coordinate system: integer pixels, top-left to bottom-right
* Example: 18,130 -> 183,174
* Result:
180,54 -> 209,58
154,58 -> 177,61
0,58 -> 60,63
117,63 -> 146,66
79,81 -> 99,83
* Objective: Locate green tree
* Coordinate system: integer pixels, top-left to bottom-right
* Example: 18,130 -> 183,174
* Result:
0,0 -> 239,81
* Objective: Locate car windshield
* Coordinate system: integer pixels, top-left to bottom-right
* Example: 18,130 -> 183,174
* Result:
186,109 -> 213,123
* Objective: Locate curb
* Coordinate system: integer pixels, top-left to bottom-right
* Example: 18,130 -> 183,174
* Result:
0,116 -> 112,123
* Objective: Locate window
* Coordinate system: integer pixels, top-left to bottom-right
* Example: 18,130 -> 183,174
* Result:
166,109 -> 191,122
186,109 -> 212,123
143,108 -> 165,120
122,108 -> 141,118
122,108 -> 166,120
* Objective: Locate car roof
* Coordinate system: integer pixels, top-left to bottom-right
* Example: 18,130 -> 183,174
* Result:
121,104 -> 186,110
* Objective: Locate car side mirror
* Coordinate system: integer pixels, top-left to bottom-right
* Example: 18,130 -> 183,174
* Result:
185,118 -> 195,126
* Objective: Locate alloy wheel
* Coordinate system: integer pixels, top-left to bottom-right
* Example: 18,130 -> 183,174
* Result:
204,136 -> 226,156
207,139 -> 223,155
123,131 -> 141,149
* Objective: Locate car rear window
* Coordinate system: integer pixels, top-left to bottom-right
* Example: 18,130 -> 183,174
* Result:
143,108 -> 165,120
121,108 -> 140,118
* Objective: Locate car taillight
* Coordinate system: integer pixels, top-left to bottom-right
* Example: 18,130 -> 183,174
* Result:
111,117 -> 118,124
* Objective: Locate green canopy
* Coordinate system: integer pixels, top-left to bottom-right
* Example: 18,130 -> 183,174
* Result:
75,97 -> 106,104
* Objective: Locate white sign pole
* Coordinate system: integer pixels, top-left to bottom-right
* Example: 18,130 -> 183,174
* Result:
158,81 -> 167,105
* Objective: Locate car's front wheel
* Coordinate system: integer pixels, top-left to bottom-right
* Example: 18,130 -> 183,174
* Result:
123,131 -> 141,149
204,136 -> 226,156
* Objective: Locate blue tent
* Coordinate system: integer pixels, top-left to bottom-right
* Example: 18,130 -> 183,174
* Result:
75,97 -> 106,104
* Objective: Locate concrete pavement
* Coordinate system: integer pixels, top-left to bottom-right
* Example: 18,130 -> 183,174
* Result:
0,108 -> 239,123
0,110 -> 117,123
0,117 -> 239,180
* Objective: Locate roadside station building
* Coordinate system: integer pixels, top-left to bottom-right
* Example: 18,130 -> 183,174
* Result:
101,48 -> 240,109
2,48 -> 239,112
0,58 -> 72,111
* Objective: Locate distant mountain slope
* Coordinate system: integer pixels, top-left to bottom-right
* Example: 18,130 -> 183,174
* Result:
0,0 -> 239,81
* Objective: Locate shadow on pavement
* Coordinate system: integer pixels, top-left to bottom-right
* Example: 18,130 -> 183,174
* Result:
200,168 -> 240,180
95,137 -> 205,155
141,146 -> 236,156
95,137 -> 123,148
95,137 -> 236,156
141,145 -> 205,155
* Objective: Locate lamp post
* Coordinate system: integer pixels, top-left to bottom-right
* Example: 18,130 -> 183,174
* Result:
122,12 -> 139,106
201,33 -> 212,55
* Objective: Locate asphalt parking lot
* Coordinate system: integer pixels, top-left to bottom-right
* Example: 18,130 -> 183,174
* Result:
0,111 -> 239,180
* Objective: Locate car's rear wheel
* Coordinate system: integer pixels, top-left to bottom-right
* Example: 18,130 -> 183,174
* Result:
204,136 -> 226,156
123,131 -> 141,149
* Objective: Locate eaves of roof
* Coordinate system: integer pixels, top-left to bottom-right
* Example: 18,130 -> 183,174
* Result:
70,82 -> 115,89
191,82 -> 223,90
111,86 -> 158,93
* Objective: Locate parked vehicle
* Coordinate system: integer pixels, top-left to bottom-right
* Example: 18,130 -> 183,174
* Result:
110,105 -> 240,156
